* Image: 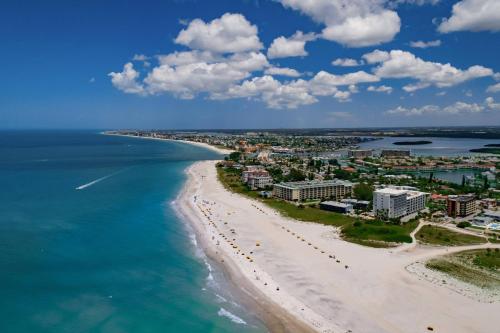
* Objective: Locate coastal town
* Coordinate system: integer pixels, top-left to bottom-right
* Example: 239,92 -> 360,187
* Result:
6,1 -> 500,332
110,130 -> 500,236
106,129 -> 500,332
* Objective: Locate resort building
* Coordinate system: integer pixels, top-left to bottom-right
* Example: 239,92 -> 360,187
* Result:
273,180 -> 353,202
320,201 -> 353,214
381,149 -> 411,158
241,167 -> 268,183
447,195 -> 476,217
348,149 -> 372,159
373,187 -> 427,220
247,175 -> 273,190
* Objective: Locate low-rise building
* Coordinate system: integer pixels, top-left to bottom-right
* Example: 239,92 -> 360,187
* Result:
341,198 -> 371,210
241,167 -> 268,183
381,149 -> 411,158
247,175 -> 273,189
447,195 -> 476,217
273,179 -> 353,201
373,187 -> 427,220
348,149 -> 372,159
483,210 -> 500,221
320,201 -> 353,214
472,216 -> 493,226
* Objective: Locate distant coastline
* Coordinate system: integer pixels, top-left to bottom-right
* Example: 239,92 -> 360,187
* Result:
393,140 -> 432,146
102,131 -> 234,155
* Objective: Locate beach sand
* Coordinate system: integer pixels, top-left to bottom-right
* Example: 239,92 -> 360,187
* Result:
176,160 -> 500,333
103,132 -> 234,155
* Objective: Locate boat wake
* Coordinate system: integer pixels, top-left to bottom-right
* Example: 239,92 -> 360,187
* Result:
75,170 -> 124,190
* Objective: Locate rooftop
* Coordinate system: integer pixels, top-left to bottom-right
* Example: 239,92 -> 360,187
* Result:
448,194 -> 475,202
321,201 -> 352,208
276,179 -> 352,189
374,188 -> 408,196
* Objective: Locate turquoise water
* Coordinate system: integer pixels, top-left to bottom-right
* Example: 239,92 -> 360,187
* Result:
0,131 -> 266,333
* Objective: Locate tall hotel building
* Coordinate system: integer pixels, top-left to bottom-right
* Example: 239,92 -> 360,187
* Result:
373,187 -> 427,219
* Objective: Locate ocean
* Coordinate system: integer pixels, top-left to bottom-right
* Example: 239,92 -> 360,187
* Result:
0,131 -> 266,333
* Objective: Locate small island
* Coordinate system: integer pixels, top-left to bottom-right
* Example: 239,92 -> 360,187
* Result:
393,140 -> 432,145
470,143 -> 500,154
470,148 -> 500,154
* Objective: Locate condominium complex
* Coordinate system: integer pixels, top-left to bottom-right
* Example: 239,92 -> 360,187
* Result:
247,175 -> 273,190
447,195 -> 476,217
348,149 -> 373,159
241,166 -> 267,182
240,166 -> 273,190
273,180 -> 353,201
373,187 -> 427,219
381,150 -> 411,158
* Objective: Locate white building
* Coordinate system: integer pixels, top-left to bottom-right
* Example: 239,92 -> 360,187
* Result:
373,187 -> 427,220
247,175 -> 273,190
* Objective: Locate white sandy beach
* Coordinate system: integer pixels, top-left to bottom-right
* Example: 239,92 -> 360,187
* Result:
103,132 -> 234,155
177,160 -> 500,333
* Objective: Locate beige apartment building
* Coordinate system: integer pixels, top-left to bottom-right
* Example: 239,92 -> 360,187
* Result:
273,180 -> 353,202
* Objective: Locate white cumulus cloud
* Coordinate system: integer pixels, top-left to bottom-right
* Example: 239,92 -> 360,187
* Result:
174,13 -> 263,53
332,58 -> 364,67
409,40 -> 441,48
277,0 -> 401,47
267,31 -> 317,59
264,67 -> 301,77
487,83 -> 500,93
386,97 -> 500,116
108,62 -> 145,94
367,85 -> 393,93
364,49 -> 493,91
438,0 -> 500,33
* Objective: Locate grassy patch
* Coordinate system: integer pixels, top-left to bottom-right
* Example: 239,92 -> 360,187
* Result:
216,167 -> 259,199
426,248 -> 500,288
416,225 -> 486,246
262,199 -> 354,227
341,220 -> 417,245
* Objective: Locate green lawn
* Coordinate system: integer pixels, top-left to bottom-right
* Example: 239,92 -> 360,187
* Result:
341,220 -> 418,247
261,199 -> 354,227
216,167 -> 260,199
416,225 -> 486,246
426,248 -> 500,288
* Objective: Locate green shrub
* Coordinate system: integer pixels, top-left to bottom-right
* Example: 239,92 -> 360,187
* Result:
457,221 -> 471,228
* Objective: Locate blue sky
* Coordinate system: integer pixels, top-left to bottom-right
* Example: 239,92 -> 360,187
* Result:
1,0 -> 500,129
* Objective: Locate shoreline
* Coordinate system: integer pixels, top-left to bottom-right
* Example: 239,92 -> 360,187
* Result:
102,132 -> 235,155
104,132 -> 499,332
173,161 -> 316,333
174,160 -> 500,333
